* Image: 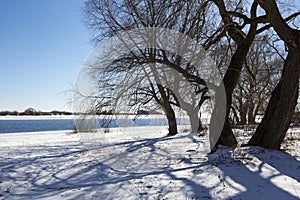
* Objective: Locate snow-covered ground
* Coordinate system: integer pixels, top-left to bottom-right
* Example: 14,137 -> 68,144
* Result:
0,127 -> 300,199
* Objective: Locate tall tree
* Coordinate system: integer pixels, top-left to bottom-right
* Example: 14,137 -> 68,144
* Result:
248,0 -> 300,149
83,0 -> 212,135
210,0 -> 259,150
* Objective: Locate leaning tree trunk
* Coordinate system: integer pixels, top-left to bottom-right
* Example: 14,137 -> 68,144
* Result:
248,0 -> 300,149
211,45 -> 251,150
151,64 -> 178,136
210,0 -> 258,151
161,87 -> 178,136
248,47 -> 300,149
156,98 -> 178,136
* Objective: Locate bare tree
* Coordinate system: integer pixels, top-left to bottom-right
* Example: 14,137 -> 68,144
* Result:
248,0 -> 300,149
209,0 -> 300,151
210,0 -> 260,150
83,0 -> 217,135
83,0 -> 300,151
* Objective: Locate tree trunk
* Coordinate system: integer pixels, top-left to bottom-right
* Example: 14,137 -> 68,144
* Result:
151,62 -> 178,136
248,103 -> 256,125
165,103 -> 178,136
210,85 -> 237,151
231,106 -> 240,125
187,111 -> 203,133
240,106 -> 247,125
211,45 -> 250,150
219,118 -> 237,145
248,47 -> 300,149
210,0 -> 258,151
248,0 -> 300,149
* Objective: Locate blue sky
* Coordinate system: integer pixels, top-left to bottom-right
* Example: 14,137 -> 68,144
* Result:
0,0 -> 93,112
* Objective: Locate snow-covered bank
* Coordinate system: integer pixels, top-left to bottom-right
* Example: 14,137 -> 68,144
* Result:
0,130 -> 77,147
0,128 -> 299,199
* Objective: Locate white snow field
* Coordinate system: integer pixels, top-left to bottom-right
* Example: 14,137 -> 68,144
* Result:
0,126 -> 300,199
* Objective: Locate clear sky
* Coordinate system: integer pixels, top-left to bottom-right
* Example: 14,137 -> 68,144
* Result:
0,0 -> 93,112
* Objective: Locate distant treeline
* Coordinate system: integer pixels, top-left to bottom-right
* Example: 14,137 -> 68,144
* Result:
0,108 -> 162,116
0,108 -> 72,116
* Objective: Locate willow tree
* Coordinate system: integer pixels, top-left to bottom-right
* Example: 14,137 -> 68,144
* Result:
210,0 -> 259,149
210,0 -> 300,150
248,0 -> 300,149
84,0 -> 214,135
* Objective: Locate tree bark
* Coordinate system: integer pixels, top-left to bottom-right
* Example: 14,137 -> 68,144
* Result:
248,47 -> 300,148
248,102 -> 256,125
240,105 -> 247,125
165,103 -> 178,136
210,0 -> 258,150
248,0 -> 300,149
211,44 -> 251,150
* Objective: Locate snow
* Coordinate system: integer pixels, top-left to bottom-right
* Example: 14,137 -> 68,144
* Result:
0,127 -> 300,199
